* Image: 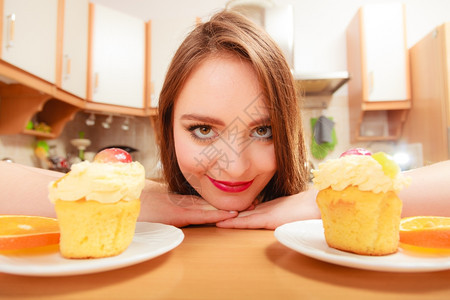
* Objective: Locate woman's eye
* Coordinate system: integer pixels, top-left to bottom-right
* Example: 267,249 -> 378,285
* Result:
190,125 -> 217,140
251,126 -> 272,140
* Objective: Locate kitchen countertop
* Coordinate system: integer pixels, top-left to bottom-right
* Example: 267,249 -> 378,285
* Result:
1,226 -> 449,299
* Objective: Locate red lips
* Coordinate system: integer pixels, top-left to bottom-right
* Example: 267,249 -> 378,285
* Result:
207,176 -> 254,193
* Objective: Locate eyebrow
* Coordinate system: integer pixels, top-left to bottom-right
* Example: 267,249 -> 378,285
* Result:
180,113 -> 271,127
180,114 -> 226,126
248,116 -> 271,127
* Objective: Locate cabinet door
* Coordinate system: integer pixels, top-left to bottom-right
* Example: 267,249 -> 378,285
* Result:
405,23 -> 450,164
59,0 -> 88,98
346,2 -> 411,142
1,0 -> 58,83
362,3 -> 409,101
90,4 -> 145,108
151,17 -> 195,107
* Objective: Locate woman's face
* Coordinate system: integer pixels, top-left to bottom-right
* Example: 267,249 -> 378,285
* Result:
173,55 -> 277,211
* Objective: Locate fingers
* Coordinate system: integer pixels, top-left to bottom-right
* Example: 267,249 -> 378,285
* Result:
216,213 -> 275,230
180,209 -> 238,227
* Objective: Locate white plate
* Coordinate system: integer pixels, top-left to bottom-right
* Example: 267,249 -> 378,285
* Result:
0,222 -> 184,277
274,220 -> 450,272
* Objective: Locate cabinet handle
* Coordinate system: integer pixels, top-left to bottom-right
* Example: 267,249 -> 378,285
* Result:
368,71 -> 374,95
64,55 -> 71,79
6,13 -> 15,48
94,73 -> 99,93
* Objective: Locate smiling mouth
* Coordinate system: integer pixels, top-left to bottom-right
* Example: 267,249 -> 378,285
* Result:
207,176 -> 254,193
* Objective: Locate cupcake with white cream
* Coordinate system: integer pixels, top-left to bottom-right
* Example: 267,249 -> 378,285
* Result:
313,148 -> 410,256
49,148 -> 145,259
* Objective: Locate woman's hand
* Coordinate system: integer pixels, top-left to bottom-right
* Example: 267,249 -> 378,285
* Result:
216,188 -> 321,230
139,180 -> 238,227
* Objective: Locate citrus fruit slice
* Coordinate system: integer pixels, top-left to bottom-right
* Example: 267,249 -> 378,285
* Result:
0,215 -> 60,251
399,216 -> 450,254
371,152 -> 400,179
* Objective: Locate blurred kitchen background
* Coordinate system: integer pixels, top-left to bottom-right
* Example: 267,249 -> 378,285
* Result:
1,0 -> 450,179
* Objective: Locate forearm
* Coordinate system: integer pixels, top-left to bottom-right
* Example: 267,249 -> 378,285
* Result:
0,162 -> 63,217
138,179 -> 170,222
400,160 -> 450,217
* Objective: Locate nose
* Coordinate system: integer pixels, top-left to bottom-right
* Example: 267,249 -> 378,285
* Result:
210,139 -> 251,178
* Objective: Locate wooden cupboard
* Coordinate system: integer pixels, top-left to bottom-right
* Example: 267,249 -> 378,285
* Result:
1,0 -> 58,83
87,3 -> 149,113
403,22 -> 450,165
0,82 -> 80,138
57,0 -> 88,99
0,0 -> 83,138
150,17 -> 196,108
346,2 -> 411,142
0,1 -> 155,138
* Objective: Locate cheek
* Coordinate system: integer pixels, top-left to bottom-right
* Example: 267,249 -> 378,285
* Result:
250,143 -> 277,174
173,128 -> 205,176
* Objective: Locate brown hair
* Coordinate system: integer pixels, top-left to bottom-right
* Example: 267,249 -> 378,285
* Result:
158,10 -> 308,202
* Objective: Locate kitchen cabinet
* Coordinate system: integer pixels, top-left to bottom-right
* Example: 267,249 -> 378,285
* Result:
1,0 -> 58,83
404,23 -> 450,165
346,2 -> 411,142
151,17 -> 196,108
57,0 -> 88,99
87,3 -> 149,113
0,0 -> 84,138
0,1 -> 156,139
0,83 -> 80,139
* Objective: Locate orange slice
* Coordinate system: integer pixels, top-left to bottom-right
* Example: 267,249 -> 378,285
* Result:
0,215 -> 60,251
399,216 -> 450,254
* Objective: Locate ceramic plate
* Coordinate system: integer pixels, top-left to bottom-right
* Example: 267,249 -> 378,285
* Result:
0,222 -> 184,277
274,220 -> 450,272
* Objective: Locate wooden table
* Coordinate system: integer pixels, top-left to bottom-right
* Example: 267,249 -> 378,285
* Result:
1,226 -> 449,299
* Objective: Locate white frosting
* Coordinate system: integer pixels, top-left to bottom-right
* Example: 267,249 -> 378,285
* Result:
312,155 -> 410,193
49,160 -> 145,203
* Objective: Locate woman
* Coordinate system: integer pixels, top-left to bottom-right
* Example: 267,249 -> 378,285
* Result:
157,10 -> 308,212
